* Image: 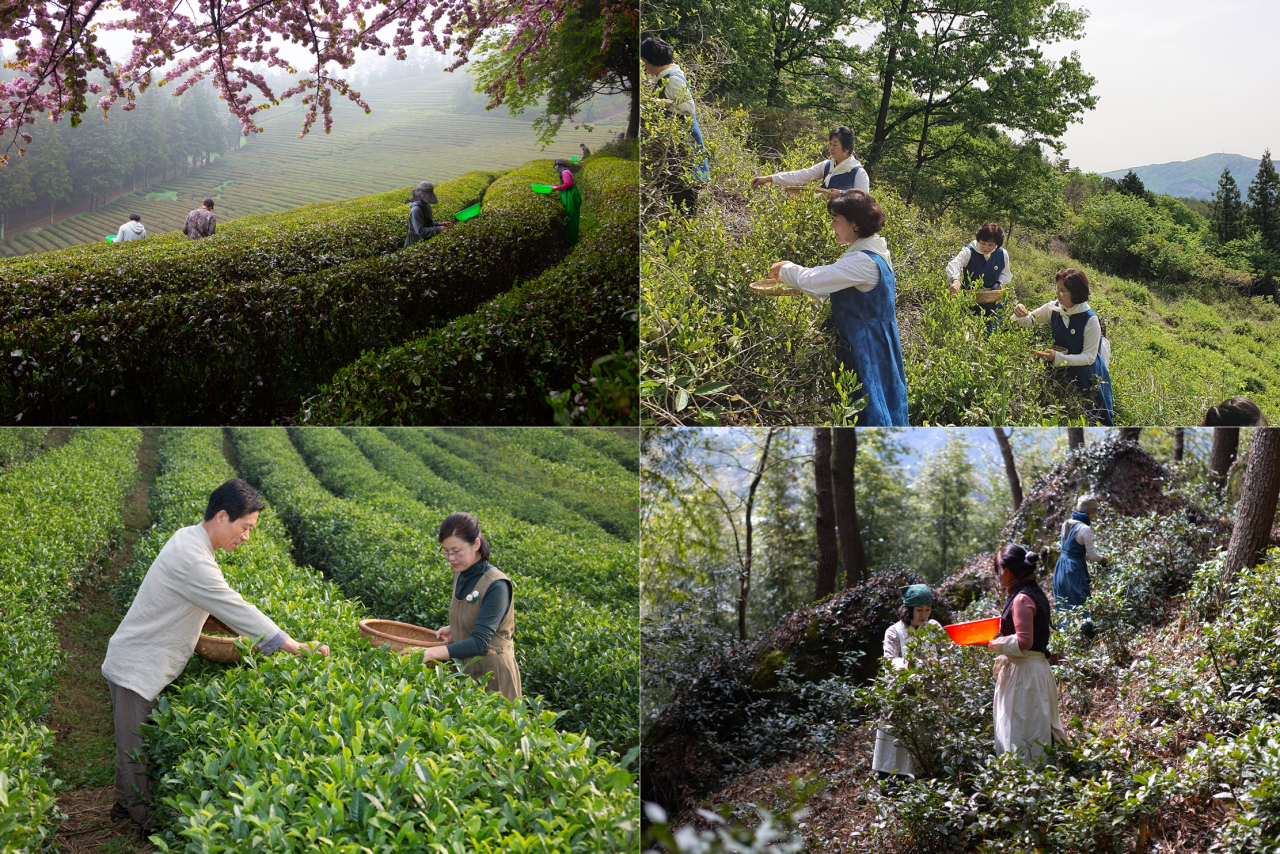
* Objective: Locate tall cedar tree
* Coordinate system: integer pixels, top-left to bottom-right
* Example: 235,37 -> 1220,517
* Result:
1221,428 -> 1280,586
831,428 -> 868,588
813,428 -> 840,599
1115,170 -> 1146,198
1212,165 -> 1247,243
1249,149 -> 1280,253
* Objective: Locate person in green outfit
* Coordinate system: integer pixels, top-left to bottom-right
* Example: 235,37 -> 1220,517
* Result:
552,158 -> 582,246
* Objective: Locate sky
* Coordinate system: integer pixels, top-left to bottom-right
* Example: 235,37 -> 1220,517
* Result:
1042,0 -> 1280,174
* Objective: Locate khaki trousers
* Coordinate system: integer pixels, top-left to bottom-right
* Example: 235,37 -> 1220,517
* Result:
108,680 -> 157,828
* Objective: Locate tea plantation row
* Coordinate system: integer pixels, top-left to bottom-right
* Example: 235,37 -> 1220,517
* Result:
115,429 -> 636,853
231,427 -> 640,756
0,428 -> 140,852
300,156 -> 640,425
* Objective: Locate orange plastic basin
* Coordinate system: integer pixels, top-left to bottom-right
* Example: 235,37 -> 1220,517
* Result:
945,617 -> 1001,645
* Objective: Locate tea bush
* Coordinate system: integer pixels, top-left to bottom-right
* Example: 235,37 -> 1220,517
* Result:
116,429 -> 637,853
0,428 -> 47,469
0,171 -> 498,323
401,428 -> 638,542
0,428 -> 139,853
1,162 -> 565,424
229,427 -> 639,755
567,428 -> 640,473
297,156 -> 639,425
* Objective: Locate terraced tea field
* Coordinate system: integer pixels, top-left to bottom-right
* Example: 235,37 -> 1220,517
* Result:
1,75 -> 627,258
0,426 -> 638,852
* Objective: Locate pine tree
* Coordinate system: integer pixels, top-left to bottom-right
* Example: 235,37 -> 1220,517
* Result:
1211,165 -> 1246,243
1116,169 -> 1146,197
1248,149 -> 1280,253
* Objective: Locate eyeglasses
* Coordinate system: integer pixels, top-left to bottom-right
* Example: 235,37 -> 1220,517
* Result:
440,544 -> 475,559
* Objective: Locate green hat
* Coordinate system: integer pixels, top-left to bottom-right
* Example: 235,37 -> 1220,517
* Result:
902,584 -> 933,607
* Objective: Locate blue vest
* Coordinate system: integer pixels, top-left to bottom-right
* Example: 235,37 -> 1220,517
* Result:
1050,307 -> 1114,425
828,251 -> 909,426
822,160 -> 863,191
655,70 -> 710,182
1053,512 -> 1092,609
963,246 -> 1006,290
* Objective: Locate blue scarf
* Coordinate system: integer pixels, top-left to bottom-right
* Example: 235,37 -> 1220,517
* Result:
1071,510 -> 1091,525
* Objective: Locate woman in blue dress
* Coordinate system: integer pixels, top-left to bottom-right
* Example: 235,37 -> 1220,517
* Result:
641,36 -> 710,212
1013,268 -> 1114,425
749,126 -> 870,198
766,190 -> 909,426
1053,495 -> 1109,636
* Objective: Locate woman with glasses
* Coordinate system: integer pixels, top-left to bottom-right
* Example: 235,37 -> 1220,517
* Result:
420,512 -> 522,700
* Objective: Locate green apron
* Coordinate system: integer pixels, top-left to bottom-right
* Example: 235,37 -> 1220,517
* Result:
559,184 -> 582,246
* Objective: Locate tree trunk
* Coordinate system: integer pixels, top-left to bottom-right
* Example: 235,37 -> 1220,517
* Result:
1220,428 -> 1280,587
1068,428 -> 1085,450
831,428 -> 868,588
1174,427 -> 1185,462
814,428 -> 839,600
1119,428 -> 1142,442
869,0 -> 912,167
626,69 -> 639,139
1211,427 -> 1240,487
738,429 -> 776,641
993,428 -> 1023,511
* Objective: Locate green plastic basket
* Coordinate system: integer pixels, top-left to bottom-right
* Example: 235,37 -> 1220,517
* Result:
569,156 -> 580,162
531,183 -> 555,195
454,202 -> 482,222
105,235 -> 116,243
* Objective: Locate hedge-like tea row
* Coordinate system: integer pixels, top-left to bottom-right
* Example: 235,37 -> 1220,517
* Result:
428,428 -> 638,542
0,427 -> 47,469
115,429 -> 636,853
291,428 -> 637,606
229,428 -> 639,755
2,162 -> 567,424
298,156 -> 639,425
0,172 -> 498,323
565,428 -> 640,474
0,428 -> 139,853
377,428 -> 629,546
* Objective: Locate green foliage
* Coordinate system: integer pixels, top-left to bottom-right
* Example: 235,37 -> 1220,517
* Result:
0,428 -> 140,853
548,343 -> 639,426
229,428 -> 639,755
298,157 -> 638,426
2,164 -> 564,424
1115,170 -> 1146,198
1212,166 -> 1248,244
0,428 -> 47,469
1249,149 -> 1280,255
115,429 -> 637,853
570,428 -> 640,474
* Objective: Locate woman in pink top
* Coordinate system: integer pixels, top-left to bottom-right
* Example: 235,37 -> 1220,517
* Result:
985,545 -> 1066,763
552,158 -> 582,246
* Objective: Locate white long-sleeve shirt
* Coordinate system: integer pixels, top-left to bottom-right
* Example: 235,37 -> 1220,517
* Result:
102,523 -> 285,701
769,158 -> 871,192
655,67 -> 696,117
776,234 -> 892,301
945,243 -> 1012,287
1013,300 -> 1111,368
1060,518 -> 1103,561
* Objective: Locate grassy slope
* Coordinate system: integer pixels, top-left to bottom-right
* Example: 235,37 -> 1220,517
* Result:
1,76 -> 626,258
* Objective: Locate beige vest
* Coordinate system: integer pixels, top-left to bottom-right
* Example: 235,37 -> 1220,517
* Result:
448,565 -> 521,700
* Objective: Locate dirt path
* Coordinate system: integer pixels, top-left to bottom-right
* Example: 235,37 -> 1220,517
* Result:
48,428 -> 160,853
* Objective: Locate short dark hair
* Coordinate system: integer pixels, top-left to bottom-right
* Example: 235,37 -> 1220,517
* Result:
994,544 -> 1042,581
1055,268 -> 1090,304
438,512 -> 491,560
827,189 -> 886,236
1203,396 -> 1266,427
640,37 -> 675,66
554,158 -> 570,170
203,198 -> 215,209
828,126 -> 855,154
897,604 -> 930,626
129,213 -> 141,222
976,222 -> 1004,246
204,478 -> 265,523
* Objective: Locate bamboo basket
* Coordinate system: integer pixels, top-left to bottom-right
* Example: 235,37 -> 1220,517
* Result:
974,288 -> 1004,305
194,615 -> 243,664
749,279 -> 804,298
359,619 -> 446,655
784,187 -> 832,199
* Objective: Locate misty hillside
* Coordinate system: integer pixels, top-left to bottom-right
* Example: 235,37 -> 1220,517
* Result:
1101,152 -> 1261,199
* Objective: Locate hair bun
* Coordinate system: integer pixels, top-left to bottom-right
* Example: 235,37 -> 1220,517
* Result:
1025,550 -> 1041,568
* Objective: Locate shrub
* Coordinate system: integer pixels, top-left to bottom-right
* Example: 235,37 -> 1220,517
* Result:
1,163 -> 564,424
0,172 -> 498,323
116,429 -> 637,853
297,156 -> 638,425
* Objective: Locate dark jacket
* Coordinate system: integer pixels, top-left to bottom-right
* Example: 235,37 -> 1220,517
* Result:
405,201 -> 444,247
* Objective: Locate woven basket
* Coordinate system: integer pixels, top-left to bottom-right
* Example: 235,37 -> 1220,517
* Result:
359,619 -> 445,654
194,616 -> 242,664
749,279 -> 804,298
974,288 -> 1004,305
783,187 -> 830,199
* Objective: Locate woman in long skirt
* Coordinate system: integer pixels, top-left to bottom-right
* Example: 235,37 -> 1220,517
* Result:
986,545 -> 1066,764
872,584 -> 941,779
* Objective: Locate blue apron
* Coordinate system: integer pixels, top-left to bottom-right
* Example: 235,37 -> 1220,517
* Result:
821,160 -> 863,191
660,70 -> 710,182
827,251 -> 909,426
963,246 -> 1006,331
1054,512 -> 1092,610
1050,307 -> 1114,426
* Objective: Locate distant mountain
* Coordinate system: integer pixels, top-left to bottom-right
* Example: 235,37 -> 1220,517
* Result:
1101,153 -> 1261,200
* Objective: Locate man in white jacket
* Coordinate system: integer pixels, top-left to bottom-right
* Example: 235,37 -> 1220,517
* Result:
101,478 -> 328,833
115,214 -> 146,244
